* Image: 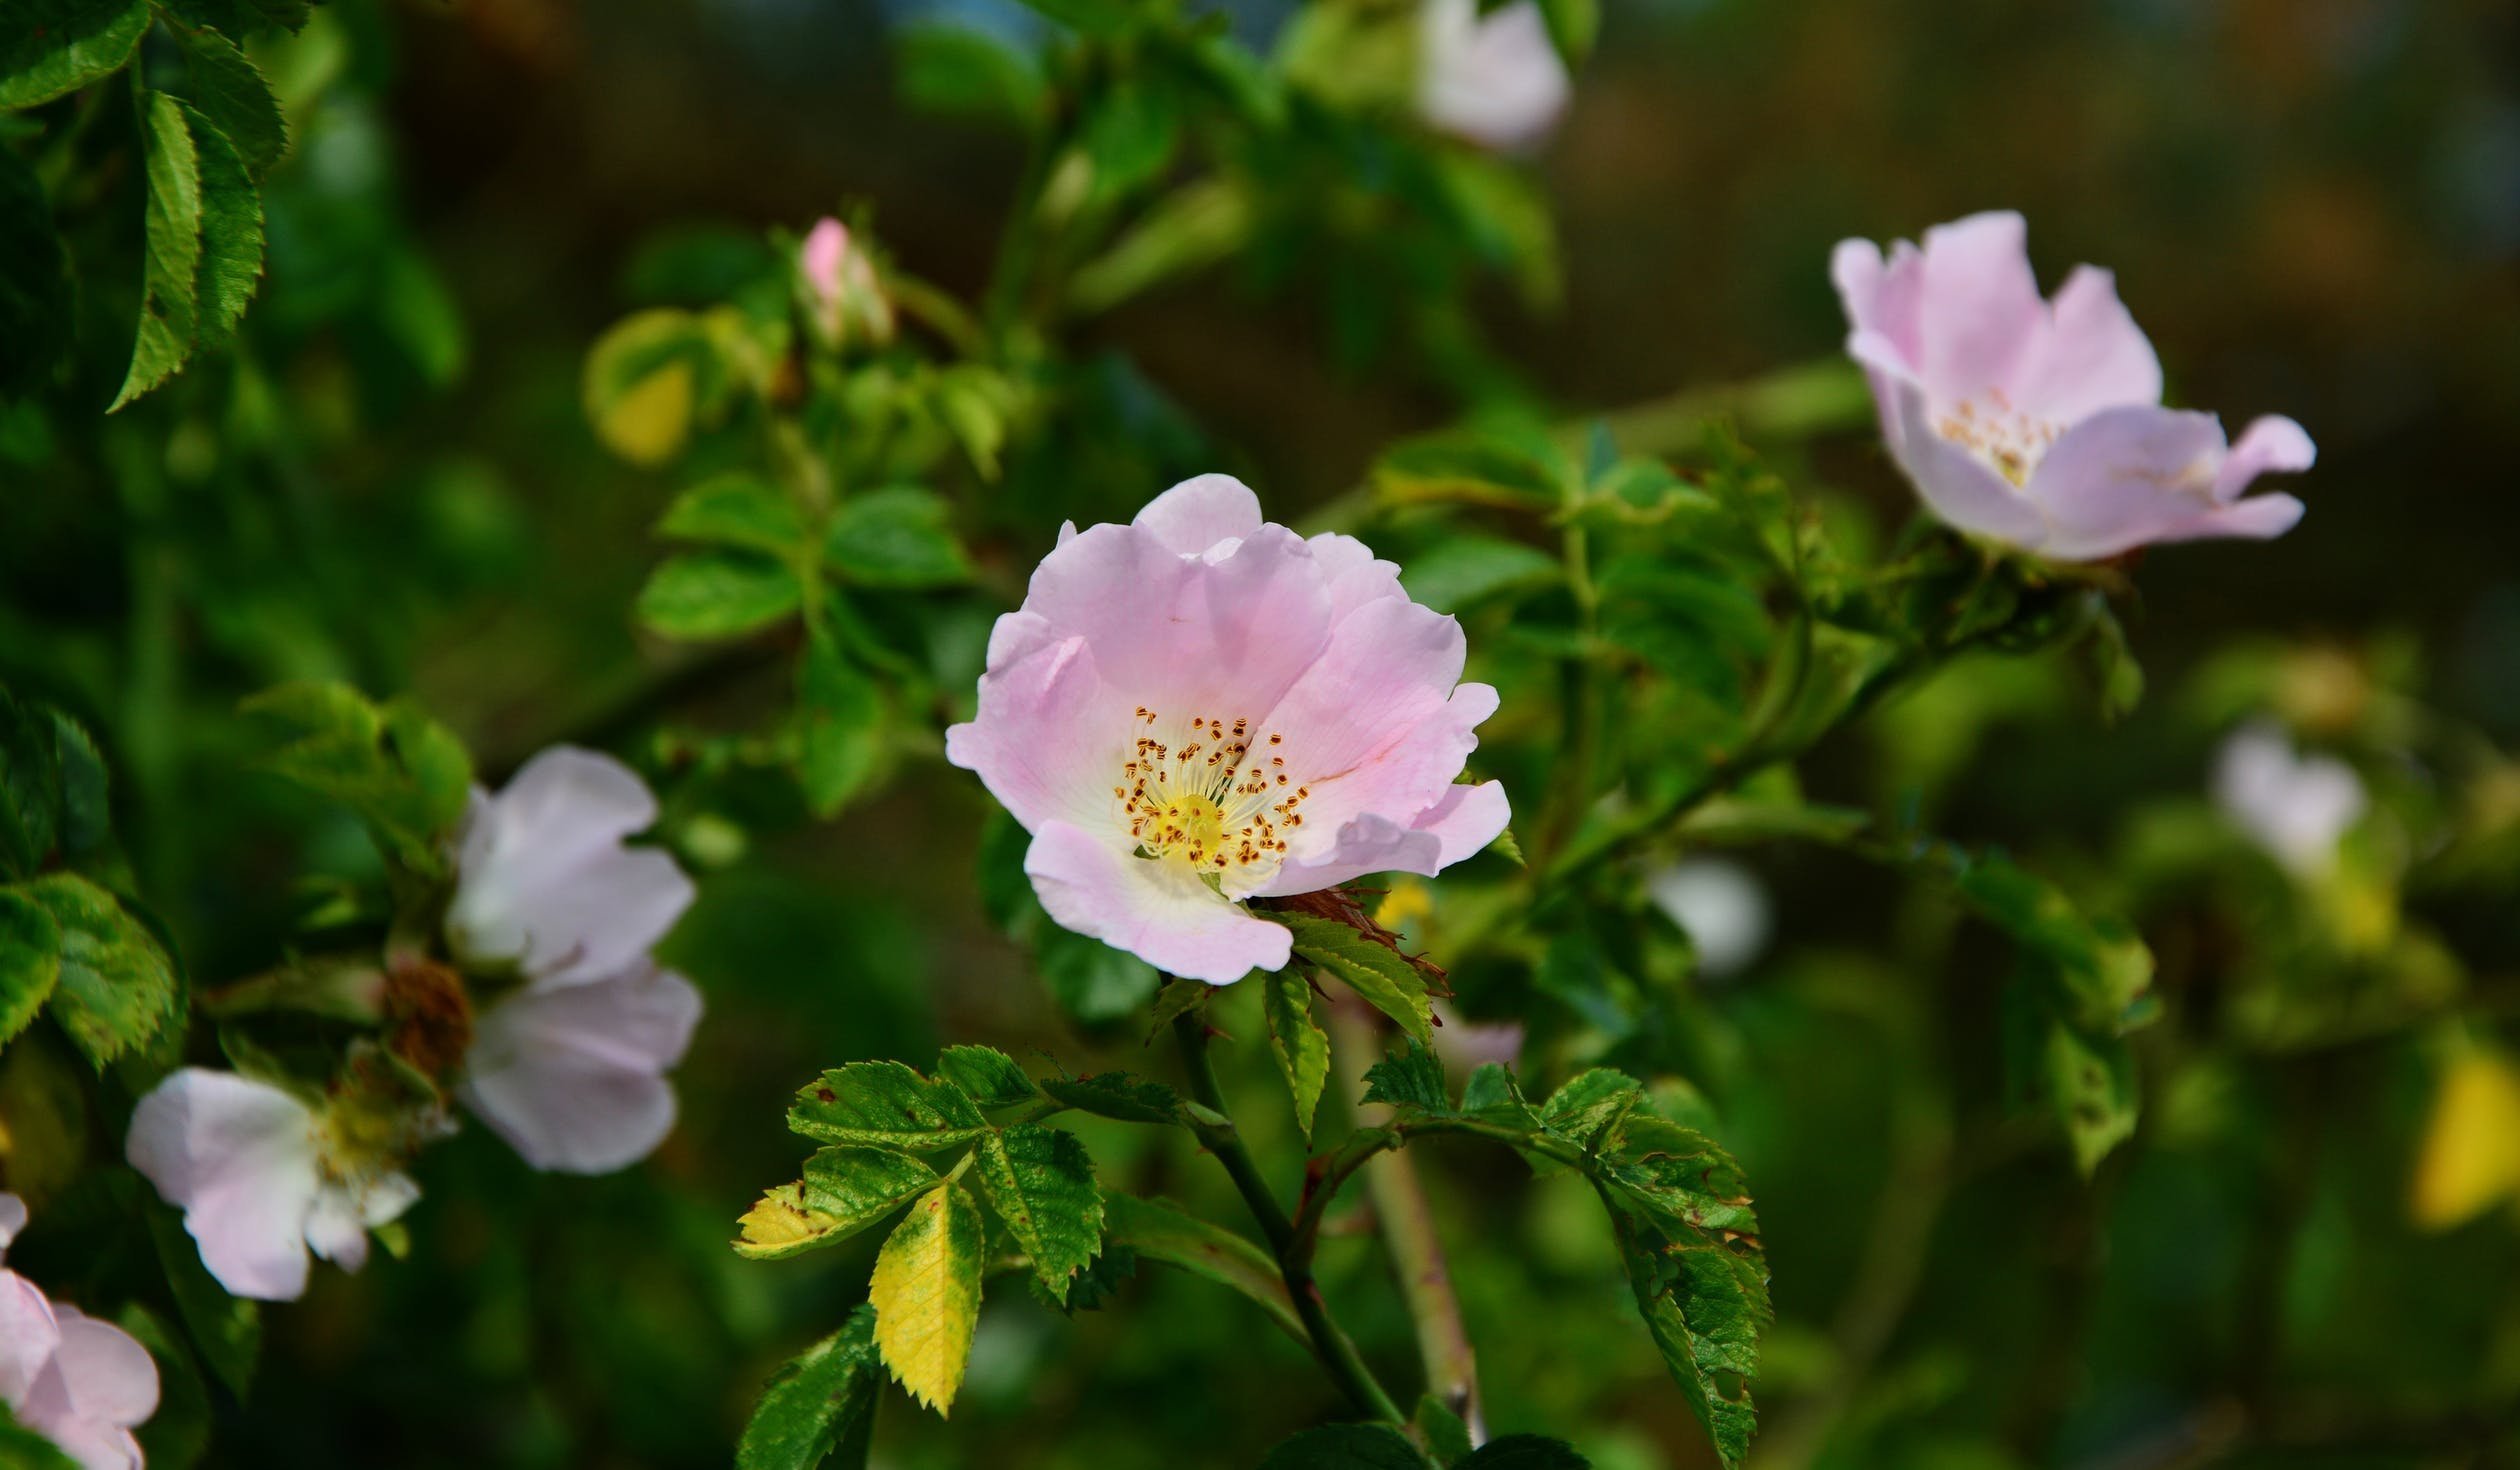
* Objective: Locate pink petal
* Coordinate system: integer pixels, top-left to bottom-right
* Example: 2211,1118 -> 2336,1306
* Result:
126,1070 -> 322,1302
1024,821 -> 1292,984
460,965 -> 703,1173
2011,265 -> 2162,423
801,218 -> 848,304
1418,0 -> 1570,151
1411,779 -> 1511,868
2213,414 -> 2316,501
1916,211 -> 2045,404
1308,531 -> 1408,622
44,1308 -> 158,1429
2025,405 -> 2238,560
1131,474 -> 1264,556
0,1269 -> 60,1406
1264,778 -> 1510,895
1831,237 -> 1925,375
946,632 -> 1137,835
1874,373 -> 2047,548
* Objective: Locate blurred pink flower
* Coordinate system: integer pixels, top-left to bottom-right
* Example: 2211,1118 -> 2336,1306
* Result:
0,1200 -> 158,1470
447,749 -> 703,1174
797,216 -> 894,349
1832,211 -> 2313,562
126,1071 -> 421,1303
2213,720 -> 2367,876
445,747 -> 695,989
946,475 -> 1509,984
1418,0 -> 1570,151
460,960 -> 702,1174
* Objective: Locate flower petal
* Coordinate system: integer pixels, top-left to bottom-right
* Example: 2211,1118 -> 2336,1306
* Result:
1872,373 -> 2049,549
946,632 -> 1135,836
1262,779 -> 1509,895
2011,264 -> 2161,423
460,964 -> 704,1174
0,1269 -> 60,1406
1409,778 -> 1511,869
126,1070 -> 322,1302
1418,0 -> 1570,151
1024,821 -> 1291,984
1831,236 -> 1925,376
1308,531 -> 1408,622
2024,405 -> 2237,560
44,1307 -> 158,1429
2213,414 -> 2316,502
1131,474 -> 1264,556
1916,211 -> 2044,403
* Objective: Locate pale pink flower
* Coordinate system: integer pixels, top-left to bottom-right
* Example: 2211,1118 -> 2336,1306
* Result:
2213,720 -> 2367,877
460,960 -> 702,1174
444,748 -> 703,1173
445,747 -> 695,990
797,217 -> 894,349
1418,0 -> 1570,151
1832,211 -> 2313,562
2,1194 -> 161,1470
946,475 -> 1510,984
126,1070 -> 421,1302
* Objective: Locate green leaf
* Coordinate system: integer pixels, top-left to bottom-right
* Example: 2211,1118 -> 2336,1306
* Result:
1373,428 -> 1569,515
171,26 -> 288,179
182,98 -> 264,352
1460,1436 -> 1591,1468
824,486 -> 972,589
24,873 -> 180,1068
2043,1013 -> 2137,1177
796,629 -> 884,818
0,887 -> 62,1047
112,91 -> 205,411
1101,1194 -> 1301,1342
1278,913 -> 1434,1047
239,682 -> 473,874
737,1305 -> 881,1470
1262,969 -> 1330,1139
158,0 -> 310,35
1459,1062 -> 1538,1128
658,473 -> 807,553
935,1045 -> 1037,1108
117,1304 -> 213,1470
146,1194 -> 259,1397
0,0 -> 148,110
735,1147 -> 942,1261
582,307 -> 715,467
1361,1041 -> 1451,1115
636,550 -> 803,640
1257,1424 -> 1428,1470
1038,1070 -> 1193,1126
1041,925 -> 1160,1021
0,687 -> 63,879
1611,1203 -> 1767,1470
48,711 -> 110,865
1413,1395 -> 1473,1466
1946,852 -> 2153,1034
868,1182 -> 985,1416
1398,534 -> 1560,615
970,1124 -> 1103,1299
0,149 -> 71,396
895,22 -> 1043,128
787,1061 -> 990,1151
1537,1067 -> 1645,1147
1599,1115 -> 1759,1237
1532,0 -> 1597,66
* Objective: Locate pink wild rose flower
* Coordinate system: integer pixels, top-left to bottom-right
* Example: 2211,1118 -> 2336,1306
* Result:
945,475 -> 1510,984
1418,0 -> 1570,152
447,747 -> 703,1174
1,1195 -> 160,1470
1832,211 -> 2313,562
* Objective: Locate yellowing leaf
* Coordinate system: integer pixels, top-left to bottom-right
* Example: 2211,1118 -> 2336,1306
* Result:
597,359 -> 694,467
2410,1049 -> 2520,1231
869,1181 -> 983,1415
736,1187 -> 843,1258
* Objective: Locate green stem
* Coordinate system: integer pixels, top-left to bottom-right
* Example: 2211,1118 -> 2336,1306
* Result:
1171,1011 -> 1407,1426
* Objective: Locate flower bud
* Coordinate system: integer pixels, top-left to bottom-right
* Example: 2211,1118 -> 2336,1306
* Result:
798,216 -> 896,352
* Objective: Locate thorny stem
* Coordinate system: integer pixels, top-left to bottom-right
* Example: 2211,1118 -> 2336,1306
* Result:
1170,1010 -> 1408,1427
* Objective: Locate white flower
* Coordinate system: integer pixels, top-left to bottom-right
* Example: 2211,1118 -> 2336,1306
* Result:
125,1070 -> 421,1303
444,747 -> 696,989
1417,0 -> 1571,151
1,1194 -> 159,1470
2213,721 -> 2367,877
460,960 -> 703,1174
1647,859 -> 1774,980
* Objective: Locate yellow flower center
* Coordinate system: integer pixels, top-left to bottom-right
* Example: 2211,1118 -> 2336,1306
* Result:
1114,707 -> 1309,881
1935,390 -> 2059,487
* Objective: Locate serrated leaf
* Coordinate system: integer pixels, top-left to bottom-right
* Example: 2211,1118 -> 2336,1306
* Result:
970,1124 -> 1103,1299
0,687 -> 63,879
787,1061 -> 990,1150
1263,969 -> 1329,1140
824,486 -> 972,589
24,873 -> 180,1068
869,1182 -> 984,1416
935,1045 -> 1036,1108
1037,1071 -> 1189,1126
737,1305 -> 880,1470
0,888 -> 62,1047
48,712 -> 110,865
1413,1394 -> 1473,1465
636,550 -> 802,640
1611,1203 -> 1768,1470
182,99 -> 263,352
1361,1041 -> 1450,1115
1101,1194 -> 1301,1342
1537,1067 -> 1645,1147
113,91 -> 204,411
735,1147 -> 942,1261
1459,1062 -> 1538,1128
172,27 -> 287,179
1460,1436 -> 1591,1468
1256,1424 -> 1427,1470
0,0 -> 148,110
1278,913 -> 1434,1047
239,682 -> 473,875
796,628 -> 883,817
658,473 -> 806,552
1601,1115 -> 1759,1238
145,1194 -> 259,1397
